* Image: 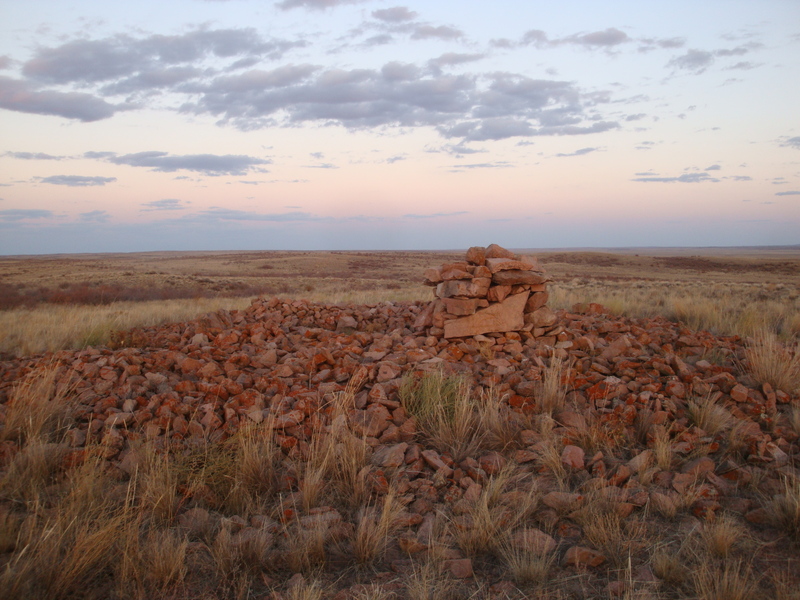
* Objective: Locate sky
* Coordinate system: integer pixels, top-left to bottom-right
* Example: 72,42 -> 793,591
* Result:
0,0 -> 798,254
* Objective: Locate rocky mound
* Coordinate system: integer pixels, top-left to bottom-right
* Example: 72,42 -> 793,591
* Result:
0,295 -> 798,598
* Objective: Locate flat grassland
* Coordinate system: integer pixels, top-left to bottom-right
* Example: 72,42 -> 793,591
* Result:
1,247 -> 798,356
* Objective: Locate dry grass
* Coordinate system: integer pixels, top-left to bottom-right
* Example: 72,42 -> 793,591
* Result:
452,465 -> 539,557
537,354 -> 568,416
0,297 -> 253,356
352,490 -> 404,565
692,559 -> 759,600
406,561 -> 455,600
699,513 -> 750,558
281,519 -> 328,575
687,394 -> 734,435
743,330 -> 800,394
767,476 -> 800,543
399,370 -> 483,461
550,278 -> 800,340
575,497 -> 646,569
498,539 -> 556,585
0,452 -> 131,600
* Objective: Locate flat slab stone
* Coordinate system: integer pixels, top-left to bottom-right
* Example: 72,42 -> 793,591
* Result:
443,292 -> 529,338
492,270 -> 550,286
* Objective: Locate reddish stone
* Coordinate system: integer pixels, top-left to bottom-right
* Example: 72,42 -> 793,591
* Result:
443,558 -> 473,579
465,246 -> 486,265
484,244 -> 517,259
444,292 -> 529,339
730,384 -> 749,403
563,545 -> 606,568
511,528 -> 556,554
561,445 -> 585,469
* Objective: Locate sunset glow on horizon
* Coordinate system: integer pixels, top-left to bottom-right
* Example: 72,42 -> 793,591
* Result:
0,0 -> 798,254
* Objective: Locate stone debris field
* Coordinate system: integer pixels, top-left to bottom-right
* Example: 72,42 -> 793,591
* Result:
0,244 -> 798,599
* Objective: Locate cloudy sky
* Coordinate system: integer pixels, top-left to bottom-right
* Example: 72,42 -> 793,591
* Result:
1,0 -> 798,254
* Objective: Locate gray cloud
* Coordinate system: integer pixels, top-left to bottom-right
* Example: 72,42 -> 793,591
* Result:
667,43 -> 763,74
520,27 -> 630,50
731,175 -> 752,181
199,208 -> 316,221
448,163 -> 511,170
40,175 -> 117,186
705,164 -> 721,171
24,30 -> 303,85
0,56 -> 11,69
775,191 -> 800,196
403,211 -> 468,219
107,151 -> 271,176
5,151 -> 64,160
555,147 -> 598,157
726,61 -> 759,71
0,209 -> 53,221
304,163 -> 338,169
782,136 -> 800,149
632,172 -> 720,183
372,7 -> 418,22
411,25 -> 463,40
638,37 -> 686,51
428,52 -> 485,72
277,0 -> 366,9
141,198 -> 188,211
567,28 -> 629,47
386,155 -> 406,164
80,210 -> 110,222
0,76 -> 121,121
667,49 -> 714,72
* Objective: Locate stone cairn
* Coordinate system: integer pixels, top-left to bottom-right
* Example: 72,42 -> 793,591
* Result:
414,243 -> 560,340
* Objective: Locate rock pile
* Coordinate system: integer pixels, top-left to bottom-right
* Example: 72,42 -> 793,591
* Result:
415,243 -> 559,340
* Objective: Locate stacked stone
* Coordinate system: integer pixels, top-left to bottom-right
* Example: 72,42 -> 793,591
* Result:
415,243 -> 559,339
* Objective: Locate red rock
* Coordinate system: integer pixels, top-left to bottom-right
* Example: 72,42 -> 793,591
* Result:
484,244 -> 517,259
465,246 -> 486,265
561,445 -> 585,469
492,270 -> 549,286
730,384 -> 749,403
511,528 -> 556,554
485,257 -> 536,273
681,456 -> 714,478
542,491 -> 583,511
563,545 -> 606,567
436,278 -> 491,299
444,292 -> 529,339
487,285 -> 512,303
348,404 -> 391,438
478,451 -> 506,475
442,297 -> 481,316
525,292 -> 549,312
524,306 -> 556,328
443,558 -> 473,579
421,449 -> 453,477
371,442 -> 408,468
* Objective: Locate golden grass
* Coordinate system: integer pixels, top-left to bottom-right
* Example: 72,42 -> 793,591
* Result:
550,280 -> 800,340
498,539 -> 556,585
0,297 -> 253,356
692,559 -> 758,600
743,330 -> 800,394
352,489 -> 404,565
687,394 -> 734,436
537,354 -> 568,416
452,464 -> 539,557
399,370 -> 483,461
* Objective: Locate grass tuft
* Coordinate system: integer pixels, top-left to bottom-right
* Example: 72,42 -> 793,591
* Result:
744,329 -> 800,394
